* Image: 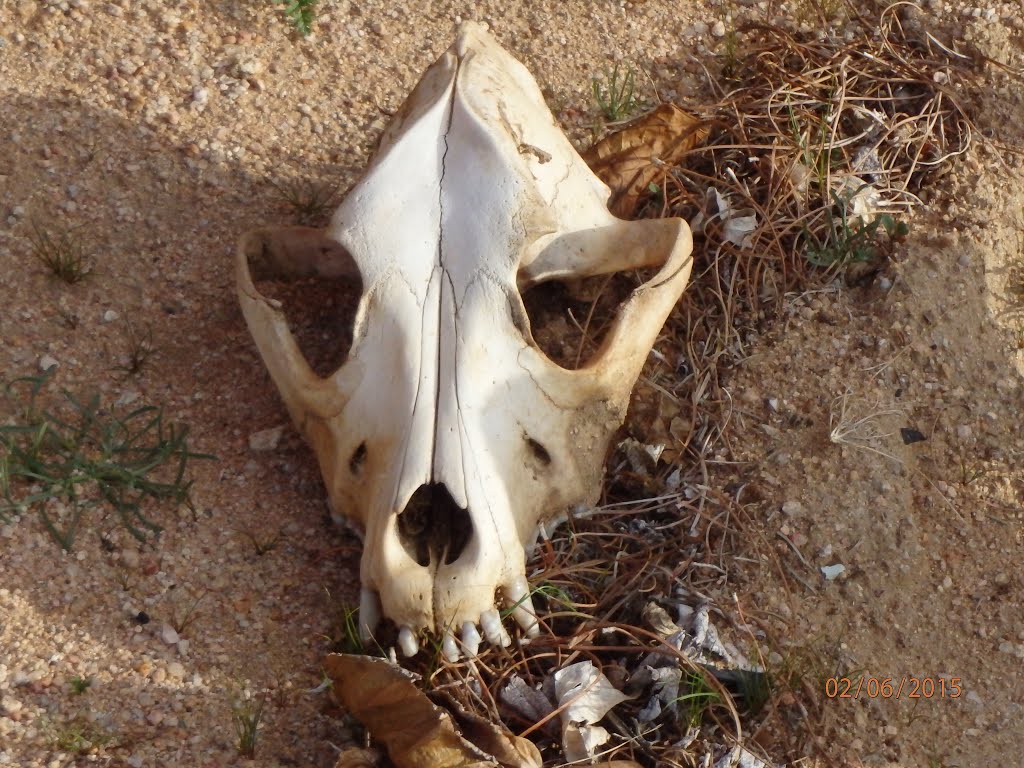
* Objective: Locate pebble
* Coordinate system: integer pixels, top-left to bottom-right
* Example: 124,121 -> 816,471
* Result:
166,662 -> 185,680
711,20 -> 727,37
121,549 -> 140,569
102,309 -> 120,323
38,355 -> 59,372
160,624 -> 179,645
0,696 -> 23,715
249,426 -> 285,452
782,500 -> 803,516
821,563 -> 846,581
956,424 -> 973,440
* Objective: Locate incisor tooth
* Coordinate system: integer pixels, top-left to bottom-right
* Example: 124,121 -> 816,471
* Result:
461,622 -> 482,657
480,608 -> 511,648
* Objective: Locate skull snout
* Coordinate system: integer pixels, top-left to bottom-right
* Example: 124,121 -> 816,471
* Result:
397,483 -> 472,567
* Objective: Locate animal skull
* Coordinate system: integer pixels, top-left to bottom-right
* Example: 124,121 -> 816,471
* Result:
237,22 -> 693,659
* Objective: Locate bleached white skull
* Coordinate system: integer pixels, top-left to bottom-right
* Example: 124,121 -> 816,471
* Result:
237,23 -> 692,659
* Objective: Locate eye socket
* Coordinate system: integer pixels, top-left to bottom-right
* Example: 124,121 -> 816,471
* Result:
525,436 -> 552,466
520,271 -> 656,371
246,228 -> 363,379
349,442 -> 367,474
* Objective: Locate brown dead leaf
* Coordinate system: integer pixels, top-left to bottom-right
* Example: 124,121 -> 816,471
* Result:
324,654 -> 540,768
436,692 -> 542,768
583,103 -> 707,218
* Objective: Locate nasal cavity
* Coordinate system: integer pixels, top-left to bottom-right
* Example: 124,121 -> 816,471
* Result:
396,483 -> 472,567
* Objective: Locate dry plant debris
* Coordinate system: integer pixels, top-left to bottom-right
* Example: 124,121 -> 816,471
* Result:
584,103 -> 708,217
325,654 -> 544,768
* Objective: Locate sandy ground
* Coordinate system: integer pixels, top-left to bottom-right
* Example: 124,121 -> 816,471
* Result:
0,1 -> 1022,767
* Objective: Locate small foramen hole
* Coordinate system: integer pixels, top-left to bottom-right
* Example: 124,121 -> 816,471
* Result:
349,442 -> 367,474
526,436 -> 552,466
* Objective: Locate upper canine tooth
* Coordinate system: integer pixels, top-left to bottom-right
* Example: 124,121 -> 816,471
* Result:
398,626 -> 419,657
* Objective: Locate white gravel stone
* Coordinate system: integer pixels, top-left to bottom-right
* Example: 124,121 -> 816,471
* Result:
102,309 -> 120,323
249,426 -> 285,452
160,624 -> 180,645
0,696 -> 23,715
821,563 -> 846,581
711,20 -> 726,37
38,355 -> 59,372
781,500 -> 803,516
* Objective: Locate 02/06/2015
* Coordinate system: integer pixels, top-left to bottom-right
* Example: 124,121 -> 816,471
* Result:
825,676 -> 963,700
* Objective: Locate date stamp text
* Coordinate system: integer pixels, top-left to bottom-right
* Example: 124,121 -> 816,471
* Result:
825,676 -> 962,700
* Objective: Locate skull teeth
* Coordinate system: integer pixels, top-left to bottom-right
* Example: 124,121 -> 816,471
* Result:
480,608 -> 511,648
441,631 -> 460,663
504,577 -> 540,638
398,626 -> 419,657
358,587 -> 381,643
461,621 -> 482,657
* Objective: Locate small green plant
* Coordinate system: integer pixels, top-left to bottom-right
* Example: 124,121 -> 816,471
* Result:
276,0 -> 317,36
232,690 -> 268,758
50,714 -> 113,754
27,218 -> 93,284
674,668 -> 723,728
69,675 -> 92,695
336,603 -> 363,654
788,101 -> 844,190
805,189 -> 909,269
0,370 -> 213,550
113,316 -> 155,379
499,581 -> 593,622
269,177 -> 339,225
591,62 -> 641,122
